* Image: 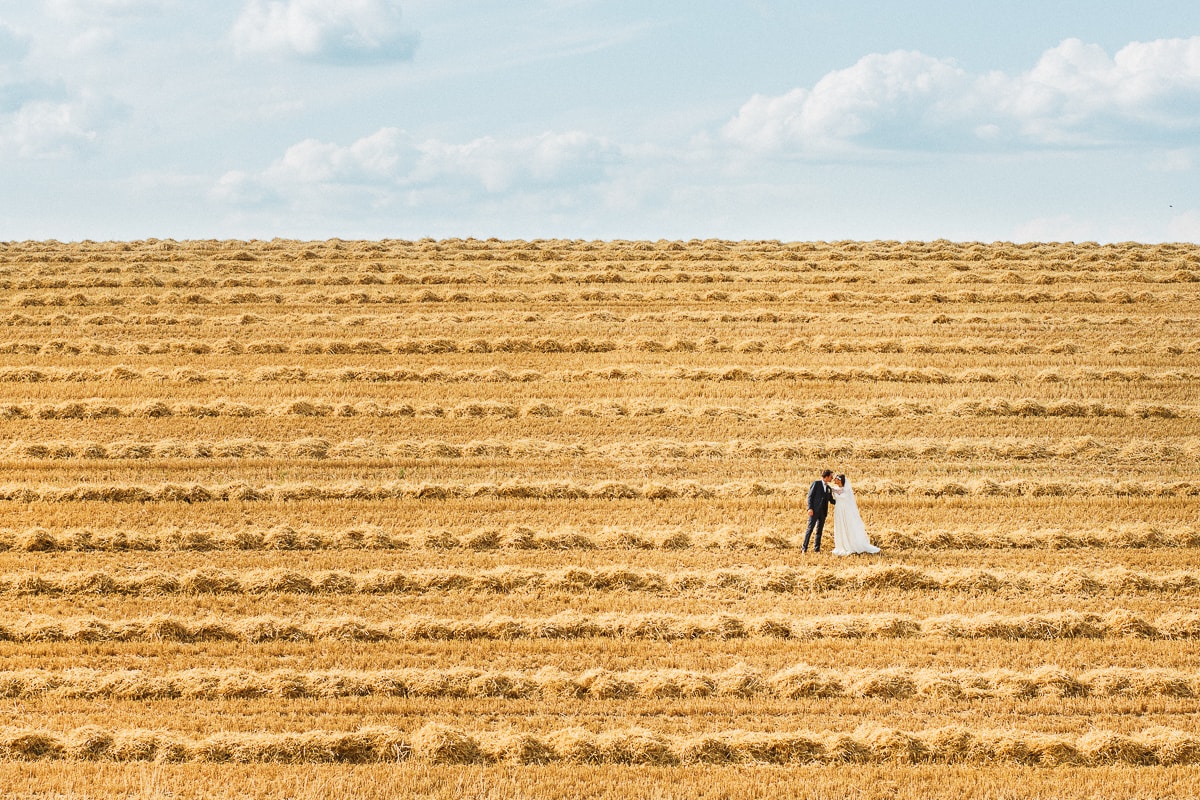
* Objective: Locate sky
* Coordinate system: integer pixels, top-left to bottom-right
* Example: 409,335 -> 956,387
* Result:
1,0 -> 1199,242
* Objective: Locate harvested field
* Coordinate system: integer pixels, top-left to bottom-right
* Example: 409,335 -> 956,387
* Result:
0,238 -> 1198,798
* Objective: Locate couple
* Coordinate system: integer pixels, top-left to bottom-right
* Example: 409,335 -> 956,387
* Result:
803,469 -> 880,555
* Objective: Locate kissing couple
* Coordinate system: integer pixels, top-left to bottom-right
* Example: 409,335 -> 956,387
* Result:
803,469 -> 880,556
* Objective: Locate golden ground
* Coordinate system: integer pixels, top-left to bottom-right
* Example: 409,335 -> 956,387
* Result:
0,238 -> 1197,798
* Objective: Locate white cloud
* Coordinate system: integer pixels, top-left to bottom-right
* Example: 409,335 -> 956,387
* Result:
231,0 -> 418,63
0,23 -> 31,68
36,0 -> 178,57
213,130 -> 420,208
0,21 -> 119,158
987,37 -> 1200,143
210,169 -> 272,206
724,36 -> 1200,154
1167,209 -> 1200,242
0,95 -> 105,158
1149,149 -> 1195,172
268,127 -> 418,185
47,0 -> 176,20
216,128 -> 620,205
415,131 -> 618,192
724,51 -> 970,152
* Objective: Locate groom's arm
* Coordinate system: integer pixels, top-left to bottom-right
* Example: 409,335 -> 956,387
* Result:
806,481 -> 819,515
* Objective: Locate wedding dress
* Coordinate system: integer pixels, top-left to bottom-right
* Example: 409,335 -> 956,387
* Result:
831,478 -> 880,555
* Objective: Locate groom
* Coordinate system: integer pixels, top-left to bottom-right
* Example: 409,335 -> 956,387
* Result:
802,469 -> 836,553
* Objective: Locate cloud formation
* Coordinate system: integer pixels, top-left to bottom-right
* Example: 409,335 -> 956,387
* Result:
0,97 -> 104,158
0,22 -> 117,158
723,37 -> 1200,154
46,0 -> 176,21
414,131 -> 619,192
0,23 -> 31,68
214,128 -> 620,206
231,0 -> 418,63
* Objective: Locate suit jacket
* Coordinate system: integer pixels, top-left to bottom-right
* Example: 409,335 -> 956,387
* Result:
807,479 -> 834,518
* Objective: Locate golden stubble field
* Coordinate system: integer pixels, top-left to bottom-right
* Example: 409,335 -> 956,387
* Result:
0,237 -> 1197,799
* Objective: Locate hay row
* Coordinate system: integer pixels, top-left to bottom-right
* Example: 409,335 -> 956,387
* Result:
4,364 -> 1198,387
4,235 -> 1194,258
1,397 -> 1192,422
2,524 -> 1195,553
3,309 -> 1193,329
3,565 -> 1196,597
3,264 -> 1198,287
2,664 -> 1197,701
5,247 -> 1195,270
2,436 -> 1196,463
5,270 -> 1196,291
6,336 -> 1199,357
0,610 -> 1194,643
6,286 -> 1185,309
1,722 -> 1199,765
0,479 -> 1192,504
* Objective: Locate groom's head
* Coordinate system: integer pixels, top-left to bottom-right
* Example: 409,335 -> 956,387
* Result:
821,469 -> 833,483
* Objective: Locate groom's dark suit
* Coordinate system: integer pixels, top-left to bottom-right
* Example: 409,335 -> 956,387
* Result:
802,479 -> 835,552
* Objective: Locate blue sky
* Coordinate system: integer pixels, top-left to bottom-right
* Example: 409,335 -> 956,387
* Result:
1,0 -> 1198,242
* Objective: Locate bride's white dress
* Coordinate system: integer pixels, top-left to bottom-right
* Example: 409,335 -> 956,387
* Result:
831,479 -> 880,555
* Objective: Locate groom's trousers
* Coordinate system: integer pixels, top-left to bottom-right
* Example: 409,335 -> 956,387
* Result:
802,513 -> 827,552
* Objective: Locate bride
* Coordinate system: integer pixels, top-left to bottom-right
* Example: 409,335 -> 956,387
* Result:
831,473 -> 881,556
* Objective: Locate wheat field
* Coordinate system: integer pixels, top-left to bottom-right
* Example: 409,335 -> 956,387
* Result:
0,237 -> 1197,799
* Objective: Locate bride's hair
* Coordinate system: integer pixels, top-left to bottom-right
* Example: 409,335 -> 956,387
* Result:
835,473 -> 847,485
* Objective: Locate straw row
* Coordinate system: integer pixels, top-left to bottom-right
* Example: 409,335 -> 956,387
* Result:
1,398 -> 1192,422
3,309 -> 1193,329
0,610 -> 1195,642
3,263 -> 1197,287
2,722 -> 1200,765
2,664 -> 1197,701
4,252 -> 1194,274
0,479 -> 1191,504
4,364 -> 1198,387
4,252 -> 1192,282
6,287 -> 1181,308
7,336 -> 1199,357
2,524 -> 1195,553
2,565 -> 1196,597
3,436 -> 1196,463
3,235 -> 1191,257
